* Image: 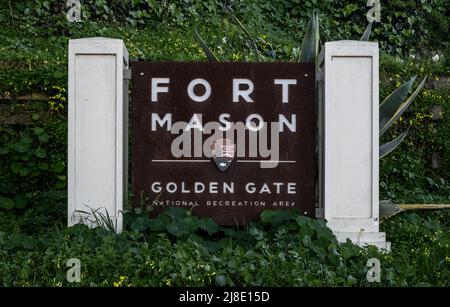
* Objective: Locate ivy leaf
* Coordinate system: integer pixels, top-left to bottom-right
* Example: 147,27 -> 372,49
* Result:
148,214 -> 170,232
19,167 -> 31,177
302,235 -> 312,247
54,179 -> 66,189
13,142 -> 30,153
294,215 -> 309,227
33,127 -> 44,135
35,148 -> 47,158
215,275 -> 227,286
38,133 -> 49,143
299,225 -> 314,240
165,207 -> 188,219
14,195 -> 28,209
183,216 -> 199,233
166,219 -> 191,237
260,210 -> 292,225
130,216 -> 150,232
38,163 -> 49,171
12,234 -> 36,250
52,162 -> 65,173
20,134 -> 33,144
198,217 -> 219,235
57,175 -> 66,181
10,162 -> 22,174
340,240 -> 360,260
223,228 -> 237,238
0,196 -> 14,210
10,162 -> 31,176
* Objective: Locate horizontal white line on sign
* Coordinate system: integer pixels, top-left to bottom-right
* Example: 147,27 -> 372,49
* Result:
151,160 -> 210,162
237,160 -> 296,163
151,159 -> 297,163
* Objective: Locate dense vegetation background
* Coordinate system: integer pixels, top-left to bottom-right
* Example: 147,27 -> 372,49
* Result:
0,0 -> 449,286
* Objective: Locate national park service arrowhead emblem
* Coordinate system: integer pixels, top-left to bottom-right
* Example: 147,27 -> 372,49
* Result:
212,138 -> 236,172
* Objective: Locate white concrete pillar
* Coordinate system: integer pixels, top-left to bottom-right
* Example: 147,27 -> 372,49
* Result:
68,38 -> 129,233
321,41 -> 390,250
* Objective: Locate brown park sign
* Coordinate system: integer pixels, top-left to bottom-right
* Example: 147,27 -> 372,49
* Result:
131,62 -> 316,225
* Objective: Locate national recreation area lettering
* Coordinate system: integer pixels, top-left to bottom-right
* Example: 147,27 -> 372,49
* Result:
131,62 -> 316,225
150,181 -> 297,207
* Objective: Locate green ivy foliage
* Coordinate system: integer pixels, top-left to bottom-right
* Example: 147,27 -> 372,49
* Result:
0,3 -> 448,286
238,0 -> 449,56
0,208 -> 448,286
379,54 -> 450,203
0,115 -> 67,212
3,0 -> 449,56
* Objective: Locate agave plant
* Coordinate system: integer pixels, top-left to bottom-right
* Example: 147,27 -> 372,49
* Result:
194,11 -> 426,159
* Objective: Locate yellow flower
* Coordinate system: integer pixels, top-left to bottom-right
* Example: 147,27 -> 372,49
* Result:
113,276 -> 126,287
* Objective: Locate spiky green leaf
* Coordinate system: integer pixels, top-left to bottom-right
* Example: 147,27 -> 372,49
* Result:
360,22 -> 373,41
229,12 -> 261,61
380,76 -> 427,136
379,130 -> 408,159
194,29 -> 219,62
379,200 -> 404,222
380,76 -> 417,132
299,10 -> 320,63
